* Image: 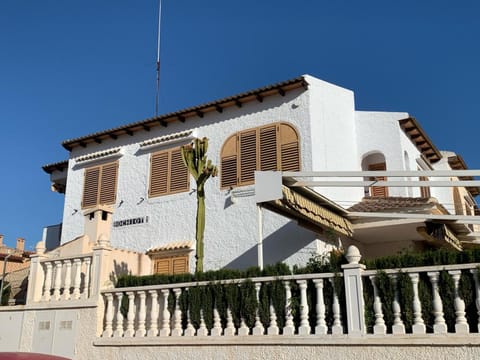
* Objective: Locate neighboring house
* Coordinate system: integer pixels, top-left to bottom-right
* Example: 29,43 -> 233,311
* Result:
42,75 -> 479,274
0,235 -> 31,273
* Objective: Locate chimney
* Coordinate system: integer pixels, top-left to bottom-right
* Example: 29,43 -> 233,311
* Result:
16,237 -> 25,252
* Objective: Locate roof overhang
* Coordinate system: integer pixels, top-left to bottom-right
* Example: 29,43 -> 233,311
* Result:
448,155 -> 480,197
399,117 -> 442,164
62,76 -> 308,151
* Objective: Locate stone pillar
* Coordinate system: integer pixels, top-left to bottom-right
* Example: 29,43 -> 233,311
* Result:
90,234 -> 113,299
26,241 -> 48,304
341,245 -> 366,336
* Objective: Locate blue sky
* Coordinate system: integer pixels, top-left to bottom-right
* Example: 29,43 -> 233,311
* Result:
0,0 -> 479,250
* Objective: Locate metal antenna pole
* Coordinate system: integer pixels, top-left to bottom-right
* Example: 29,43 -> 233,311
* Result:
155,0 -> 162,117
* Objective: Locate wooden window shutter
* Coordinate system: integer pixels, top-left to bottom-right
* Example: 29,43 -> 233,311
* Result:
172,256 -> 188,274
368,162 -> 388,197
239,130 -> 257,185
149,152 -> 169,197
170,149 -> 189,193
221,134 -> 238,189
279,123 -> 300,171
154,258 -> 170,275
99,162 -> 118,204
82,167 -> 100,208
259,125 -> 278,171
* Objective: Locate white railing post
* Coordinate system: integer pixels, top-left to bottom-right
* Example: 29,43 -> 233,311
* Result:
225,307 -> 235,336
409,273 -> 425,334
62,259 -> 72,300
172,289 -> 183,337
391,275 -> 405,335
52,261 -> 63,301
42,261 -> 53,301
72,258 -> 82,299
313,279 -> 327,335
341,245 -> 365,336
26,242 -> 47,304
147,290 -> 160,337
135,291 -> 147,337
283,281 -> 295,335
297,280 -> 310,335
159,290 -> 171,336
113,292 -> 124,337
449,270 -> 469,334
252,282 -> 264,336
267,301 -> 279,335
102,293 -> 114,337
82,257 -> 92,299
124,291 -> 136,337
369,275 -> 386,335
427,271 -> 447,334
330,277 -> 343,335
470,269 -> 480,332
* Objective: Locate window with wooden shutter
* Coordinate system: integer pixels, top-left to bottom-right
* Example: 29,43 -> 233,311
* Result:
153,255 -> 189,275
220,122 -> 300,189
368,162 -> 388,198
82,162 -> 118,209
149,147 -> 190,198
419,176 -> 431,198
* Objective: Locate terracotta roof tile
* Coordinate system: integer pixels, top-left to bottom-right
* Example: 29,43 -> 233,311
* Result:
347,197 -> 438,213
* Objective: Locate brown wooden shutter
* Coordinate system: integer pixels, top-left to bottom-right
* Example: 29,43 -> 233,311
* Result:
221,135 -> 238,188
99,162 -> 118,204
170,149 -> 189,193
172,256 -> 188,274
150,152 -> 169,197
154,258 -> 170,275
419,176 -> 431,198
368,162 -> 388,197
279,123 -> 300,171
259,125 -> 278,171
82,167 -> 100,208
239,130 -> 257,185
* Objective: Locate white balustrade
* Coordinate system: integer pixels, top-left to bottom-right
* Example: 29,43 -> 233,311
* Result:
313,279 -> 327,335
369,275 -> 386,335
409,273 -> 425,334
147,290 -> 159,337
283,281 -> 294,335
297,280 -> 310,335
428,271 -> 447,334
391,275 -> 405,335
449,270 -> 469,334
113,292 -> 124,337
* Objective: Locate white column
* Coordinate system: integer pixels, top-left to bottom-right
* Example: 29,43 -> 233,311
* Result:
147,290 -> 159,337
52,261 -> 62,301
159,290 -> 171,336
135,291 -> 147,337
428,271 -> 447,334
124,291 -> 136,337
252,282 -> 264,336
297,280 -> 310,335
42,262 -> 53,301
102,293 -> 114,337
62,260 -> 72,300
409,273 -> 425,334
72,259 -> 82,300
369,275 -> 386,335
113,292 -> 124,337
171,289 -> 183,337
313,279 -> 327,335
391,275 -> 405,335
26,252 -> 47,304
330,277 -> 343,335
449,270 -> 469,334
283,281 -> 295,335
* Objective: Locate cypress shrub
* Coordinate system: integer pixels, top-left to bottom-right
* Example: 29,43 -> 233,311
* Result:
396,271 -> 413,332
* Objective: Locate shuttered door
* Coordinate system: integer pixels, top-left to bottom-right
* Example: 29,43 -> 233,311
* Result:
149,152 -> 169,197
279,123 -> 300,171
82,167 -> 100,208
368,162 -> 388,197
259,125 -> 278,171
239,130 -> 257,185
99,162 -> 118,204
170,149 -> 189,193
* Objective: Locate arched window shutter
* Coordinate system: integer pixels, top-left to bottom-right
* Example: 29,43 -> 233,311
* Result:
259,125 -> 278,171
239,130 -> 257,184
279,123 -> 300,171
220,134 -> 238,188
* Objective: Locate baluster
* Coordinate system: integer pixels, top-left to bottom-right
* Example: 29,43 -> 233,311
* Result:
224,307 -> 235,336
197,309 -> 208,336
147,290 -> 159,337
62,260 -> 72,300
298,280 -> 310,335
172,289 -> 183,336
449,270 -> 469,334
72,259 -> 82,299
238,318 -> 249,336
42,262 -> 53,301
391,275 -> 405,334
82,257 -> 91,299
267,301 -> 279,335
52,261 -> 62,301
470,269 -> 480,332
159,290 -> 171,336
427,271 -> 447,334
113,292 -> 124,337
313,279 -> 327,335
409,273 -> 425,334
330,277 -> 343,335
102,293 -> 114,337
135,291 -> 147,337
283,281 -> 295,335
252,282 -> 264,335
369,275 -> 386,335
211,306 -> 222,336
185,309 -> 196,336
124,291 -> 136,337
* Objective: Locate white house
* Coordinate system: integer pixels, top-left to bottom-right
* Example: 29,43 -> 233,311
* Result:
43,74 -> 479,273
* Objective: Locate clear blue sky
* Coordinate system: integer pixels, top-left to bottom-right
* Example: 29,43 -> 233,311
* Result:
0,0 -> 479,250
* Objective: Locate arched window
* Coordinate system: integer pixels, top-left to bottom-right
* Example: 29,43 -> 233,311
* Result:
361,152 -> 388,198
220,122 -> 300,189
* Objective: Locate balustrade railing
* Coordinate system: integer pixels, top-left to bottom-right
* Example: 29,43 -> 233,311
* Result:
100,273 -> 344,338
38,255 -> 93,302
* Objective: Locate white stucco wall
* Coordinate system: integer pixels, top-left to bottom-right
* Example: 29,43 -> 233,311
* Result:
60,87 -> 324,270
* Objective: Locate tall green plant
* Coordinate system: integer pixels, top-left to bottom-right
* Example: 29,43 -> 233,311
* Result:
181,137 -> 218,273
